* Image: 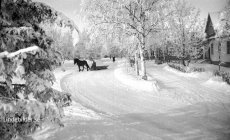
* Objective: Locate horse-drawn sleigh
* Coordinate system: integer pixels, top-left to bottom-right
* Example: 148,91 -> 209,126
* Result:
74,58 -> 109,72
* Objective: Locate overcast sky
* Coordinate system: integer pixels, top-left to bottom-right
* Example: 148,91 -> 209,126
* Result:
33,0 -> 228,32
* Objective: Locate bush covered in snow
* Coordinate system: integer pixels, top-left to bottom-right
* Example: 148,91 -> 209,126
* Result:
168,63 -> 186,72
213,70 -> 230,85
168,63 -> 205,73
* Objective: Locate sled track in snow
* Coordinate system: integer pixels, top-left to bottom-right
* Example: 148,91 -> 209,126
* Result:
33,59 -> 230,140
62,61 -> 178,115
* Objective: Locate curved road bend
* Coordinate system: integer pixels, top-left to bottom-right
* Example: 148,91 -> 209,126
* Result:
51,59 -> 230,140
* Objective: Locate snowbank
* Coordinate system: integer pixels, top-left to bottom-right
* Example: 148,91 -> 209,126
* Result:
52,61 -> 101,119
164,65 -> 230,94
33,60 -> 102,139
202,77 -> 230,94
117,63 -> 125,67
114,68 -> 159,92
164,66 -> 212,79
52,69 -> 75,91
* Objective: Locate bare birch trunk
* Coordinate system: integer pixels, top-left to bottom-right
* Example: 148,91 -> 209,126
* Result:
135,51 -> 139,76
139,48 -> 147,80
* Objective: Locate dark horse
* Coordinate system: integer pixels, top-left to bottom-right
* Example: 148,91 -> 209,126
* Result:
74,58 -> 90,72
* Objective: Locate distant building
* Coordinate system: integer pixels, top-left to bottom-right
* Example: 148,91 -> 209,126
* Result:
203,13 -> 230,65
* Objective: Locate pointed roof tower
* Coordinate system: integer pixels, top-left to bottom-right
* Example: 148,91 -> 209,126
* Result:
205,13 -> 216,38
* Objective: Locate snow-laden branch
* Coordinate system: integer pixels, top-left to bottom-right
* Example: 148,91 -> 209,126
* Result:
146,11 -> 175,36
94,20 -> 144,37
0,51 -> 9,58
0,46 -> 40,58
143,0 -> 160,12
124,5 -> 141,24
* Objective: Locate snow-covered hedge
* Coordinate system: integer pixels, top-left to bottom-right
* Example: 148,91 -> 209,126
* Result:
168,63 -> 205,73
168,63 -> 186,72
213,70 -> 230,85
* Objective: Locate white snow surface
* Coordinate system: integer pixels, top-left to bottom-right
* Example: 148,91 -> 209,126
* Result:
33,59 -> 230,140
114,67 -> 158,92
163,64 -> 230,94
202,77 -> 230,95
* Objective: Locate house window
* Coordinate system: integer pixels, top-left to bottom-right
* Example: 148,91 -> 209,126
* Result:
227,41 -> 230,54
211,44 -> 214,55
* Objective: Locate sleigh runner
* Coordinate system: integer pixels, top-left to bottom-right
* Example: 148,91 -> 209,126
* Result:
91,65 -> 109,70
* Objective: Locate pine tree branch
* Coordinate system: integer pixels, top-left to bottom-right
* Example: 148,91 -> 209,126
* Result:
0,46 -> 40,58
0,81 -> 26,87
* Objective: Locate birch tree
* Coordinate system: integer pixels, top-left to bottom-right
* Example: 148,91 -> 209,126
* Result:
81,0 -> 173,80
167,0 -> 204,66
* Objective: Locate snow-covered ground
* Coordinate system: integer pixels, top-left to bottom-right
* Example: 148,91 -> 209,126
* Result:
114,67 -> 158,92
33,58 -> 230,140
32,60 -> 102,140
190,63 -> 230,73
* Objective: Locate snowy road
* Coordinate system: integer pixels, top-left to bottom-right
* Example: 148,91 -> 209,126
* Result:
35,59 -> 230,140
62,60 -> 177,115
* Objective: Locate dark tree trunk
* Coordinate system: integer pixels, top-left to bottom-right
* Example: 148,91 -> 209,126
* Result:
0,0 -> 3,18
182,58 -> 186,66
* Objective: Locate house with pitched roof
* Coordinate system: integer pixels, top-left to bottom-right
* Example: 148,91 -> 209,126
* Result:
203,13 -> 230,66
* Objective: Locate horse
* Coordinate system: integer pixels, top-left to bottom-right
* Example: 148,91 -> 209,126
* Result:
74,58 -> 90,72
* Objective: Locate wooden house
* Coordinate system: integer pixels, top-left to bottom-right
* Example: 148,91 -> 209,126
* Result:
203,13 -> 230,66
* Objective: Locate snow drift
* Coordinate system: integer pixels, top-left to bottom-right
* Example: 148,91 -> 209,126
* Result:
202,77 -> 230,94
114,68 -> 159,92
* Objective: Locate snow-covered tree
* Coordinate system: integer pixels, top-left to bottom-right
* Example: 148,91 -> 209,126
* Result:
218,5 -> 230,40
75,29 -> 90,58
40,22 -> 75,60
167,0 -> 205,66
81,0 -> 173,80
0,0 -> 73,139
